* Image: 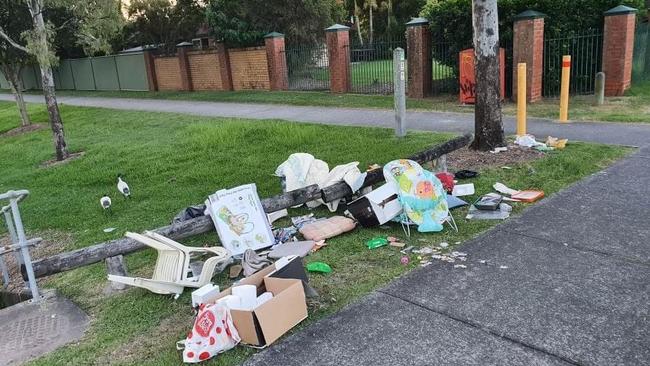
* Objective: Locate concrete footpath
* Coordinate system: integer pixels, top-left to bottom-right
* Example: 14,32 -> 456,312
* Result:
245,147 -> 650,365
2,93 -> 650,146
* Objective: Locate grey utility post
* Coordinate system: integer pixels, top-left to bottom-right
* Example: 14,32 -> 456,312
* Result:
393,47 -> 407,137
595,72 -> 605,106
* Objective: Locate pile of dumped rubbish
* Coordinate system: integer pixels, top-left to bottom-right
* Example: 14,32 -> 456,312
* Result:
106,139 -> 564,363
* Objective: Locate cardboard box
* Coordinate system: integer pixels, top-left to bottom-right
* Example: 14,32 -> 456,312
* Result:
347,183 -> 402,227
208,264 -> 308,348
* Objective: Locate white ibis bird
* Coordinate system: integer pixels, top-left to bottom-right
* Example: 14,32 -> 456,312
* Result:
100,195 -> 112,210
117,175 -> 131,199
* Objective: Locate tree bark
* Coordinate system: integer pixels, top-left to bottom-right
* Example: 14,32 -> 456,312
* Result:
470,0 -> 505,151
354,0 -> 364,45
1,64 -> 30,127
369,5 -> 374,44
27,0 -> 69,161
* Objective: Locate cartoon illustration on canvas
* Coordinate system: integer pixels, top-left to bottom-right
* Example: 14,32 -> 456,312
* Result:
217,206 -> 254,235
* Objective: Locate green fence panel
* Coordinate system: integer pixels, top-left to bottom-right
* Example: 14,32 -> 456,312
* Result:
115,53 -> 148,91
91,56 -> 120,90
0,72 -> 9,89
69,58 -> 96,90
632,22 -> 649,84
55,60 -> 76,90
20,66 -> 41,90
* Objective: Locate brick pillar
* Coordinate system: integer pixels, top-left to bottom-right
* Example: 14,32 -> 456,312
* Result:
143,48 -> 158,91
264,32 -> 288,91
176,42 -> 193,91
406,17 -> 431,98
602,5 -> 637,96
215,42 -> 233,91
512,10 -> 545,102
326,24 -> 351,93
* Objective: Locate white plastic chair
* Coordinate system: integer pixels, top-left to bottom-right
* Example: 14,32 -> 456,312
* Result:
108,232 -> 230,295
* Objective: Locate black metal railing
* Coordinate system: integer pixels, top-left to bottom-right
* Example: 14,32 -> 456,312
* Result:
286,43 -> 330,91
632,22 -> 650,84
431,41 -> 460,95
349,37 -> 406,94
543,30 -> 603,97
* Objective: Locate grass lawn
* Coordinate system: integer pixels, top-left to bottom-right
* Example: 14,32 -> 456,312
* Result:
32,80 -> 650,123
0,101 -> 630,366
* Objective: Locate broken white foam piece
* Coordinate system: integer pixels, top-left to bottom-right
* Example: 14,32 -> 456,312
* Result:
493,182 -> 520,196
479,260 -> 487,264
490,147 -> 508,154
439,242 -> 449,248
454,264 -> 467,269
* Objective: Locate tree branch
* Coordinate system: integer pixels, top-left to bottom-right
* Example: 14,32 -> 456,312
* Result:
0,27 -> 29,53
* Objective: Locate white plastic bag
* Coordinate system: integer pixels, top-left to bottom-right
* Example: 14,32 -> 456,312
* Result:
178,304 -> 240,363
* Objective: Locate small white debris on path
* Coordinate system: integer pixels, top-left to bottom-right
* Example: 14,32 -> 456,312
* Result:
454,264 -> 467,269
499,265 -> 509,269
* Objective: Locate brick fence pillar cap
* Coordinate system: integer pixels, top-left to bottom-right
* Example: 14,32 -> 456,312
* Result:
264,32 -> 284,39
513,10 -> 546,21
325,24 -> 350,32
604,5 -> 637,16
406,17 -> 429,26
176,41 -> 193,47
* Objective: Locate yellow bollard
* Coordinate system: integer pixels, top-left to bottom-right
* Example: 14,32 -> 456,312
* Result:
517,63 -> 527,136
559,55 -> 571,122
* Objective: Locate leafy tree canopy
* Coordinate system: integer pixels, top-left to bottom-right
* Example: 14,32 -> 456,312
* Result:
206,0 -> 345,47
123,0 -> 205,54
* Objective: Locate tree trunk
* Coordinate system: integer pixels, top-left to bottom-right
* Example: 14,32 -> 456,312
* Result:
354,0 -> 364,45
470,0 -> 505,151
28,0 -> 69,161
369,6 -> 374,44
1,64 -> 30,127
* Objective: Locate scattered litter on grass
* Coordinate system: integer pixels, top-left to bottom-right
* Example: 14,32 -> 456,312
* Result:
400,246 -> 414,254
439,242 -> 449,248
307,262 -> 332,274
367,237 -> 388,249
502,166 -> 513,170
490,147 -> 508,154
546,136 -> 568,149
103,227 -> 116,233
400,256 -> 409,265
454,170 -> 479,179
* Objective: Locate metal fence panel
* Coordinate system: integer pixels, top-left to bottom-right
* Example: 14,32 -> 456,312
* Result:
115,53 -> 148,91
69,58 -> 96,90
543,31 -> 602,97
286,44 -> 330,91
91,56 -> 120,90
20,66 -> 41,90
0,72 -> 9,89
350,37 -> 405,94
55,60 -> 76,90
431,41 -> 459,95
632,22 -> 649,84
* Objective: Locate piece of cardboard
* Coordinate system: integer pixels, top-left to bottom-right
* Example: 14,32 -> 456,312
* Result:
207,264 -> 307,348
254,278 -> 307,346
348,183 -> 402,227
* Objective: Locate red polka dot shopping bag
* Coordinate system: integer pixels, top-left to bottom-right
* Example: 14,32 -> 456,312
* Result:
177,303 -> 241,363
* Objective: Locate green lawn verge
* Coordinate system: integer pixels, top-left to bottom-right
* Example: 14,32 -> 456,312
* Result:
0,101 -> 630,366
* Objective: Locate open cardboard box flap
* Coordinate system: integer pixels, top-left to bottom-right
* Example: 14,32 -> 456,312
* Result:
206,265 -> 307,348
254,277 -> 307,345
